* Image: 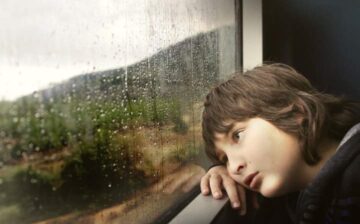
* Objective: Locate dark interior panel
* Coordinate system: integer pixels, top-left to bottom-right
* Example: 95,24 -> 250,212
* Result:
263,0 -> 360,100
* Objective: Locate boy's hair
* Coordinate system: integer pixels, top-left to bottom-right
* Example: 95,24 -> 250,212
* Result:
202,63 -> 360,165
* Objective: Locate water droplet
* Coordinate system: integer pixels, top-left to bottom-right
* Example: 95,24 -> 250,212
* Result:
30,178 -> 38,184
108,183 -> 112,188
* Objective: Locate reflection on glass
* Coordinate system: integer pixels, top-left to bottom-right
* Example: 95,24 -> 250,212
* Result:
0,0 -> 237,223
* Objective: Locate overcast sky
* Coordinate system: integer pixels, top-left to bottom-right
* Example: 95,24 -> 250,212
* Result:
0,0 -> 235,101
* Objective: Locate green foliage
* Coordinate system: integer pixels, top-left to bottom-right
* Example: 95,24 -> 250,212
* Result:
167,142 -> 200,162
0,95 -> 185,162
0,166 -> 59,223
168,99 -> 189,134
60,133 -> 147,207
0,133 -> 151,223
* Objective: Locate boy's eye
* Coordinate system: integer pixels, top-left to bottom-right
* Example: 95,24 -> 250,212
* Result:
233,131 -> 244,142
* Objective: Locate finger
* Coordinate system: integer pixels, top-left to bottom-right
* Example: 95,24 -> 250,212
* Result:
209,174 -> 223,199
237,184 -> 247,216
200,175 -> 210,195
222,179 -> 240,209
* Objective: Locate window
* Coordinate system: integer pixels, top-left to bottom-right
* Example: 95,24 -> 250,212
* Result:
0,0 -> 240,223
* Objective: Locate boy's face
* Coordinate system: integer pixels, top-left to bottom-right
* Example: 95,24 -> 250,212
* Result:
213,117 -> 307,197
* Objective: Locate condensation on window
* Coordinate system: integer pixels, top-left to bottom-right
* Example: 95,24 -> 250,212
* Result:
0,0 -> 237,223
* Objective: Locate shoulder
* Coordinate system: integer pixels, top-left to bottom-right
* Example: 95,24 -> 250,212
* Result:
336,131 -> 360,197
326,135 -> 360,223
337,152 -> 360,197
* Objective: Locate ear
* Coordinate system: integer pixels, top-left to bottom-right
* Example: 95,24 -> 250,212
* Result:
295,114 -> 305,125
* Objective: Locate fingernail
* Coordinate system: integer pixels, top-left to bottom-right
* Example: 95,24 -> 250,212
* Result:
232,202 -> 240,208
202,189 -> 209,194
214,192 -> 221,198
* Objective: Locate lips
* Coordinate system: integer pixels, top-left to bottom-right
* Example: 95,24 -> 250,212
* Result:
244,171 -> 259,187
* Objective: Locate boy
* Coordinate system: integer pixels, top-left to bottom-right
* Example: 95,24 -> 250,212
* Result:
200,64 -> 360,223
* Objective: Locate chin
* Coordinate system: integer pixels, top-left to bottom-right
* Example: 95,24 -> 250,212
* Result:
259,181 -> 286,198
260,189 -> 280,198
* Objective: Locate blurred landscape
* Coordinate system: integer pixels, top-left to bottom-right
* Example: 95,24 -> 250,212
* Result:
0,27 -> 231,223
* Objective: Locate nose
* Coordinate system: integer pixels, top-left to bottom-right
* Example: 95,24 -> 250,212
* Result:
228,158 -> 246,175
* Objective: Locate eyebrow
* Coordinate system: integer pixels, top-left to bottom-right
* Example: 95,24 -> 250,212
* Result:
223,121 -> 246,138
213,122 -> 236,141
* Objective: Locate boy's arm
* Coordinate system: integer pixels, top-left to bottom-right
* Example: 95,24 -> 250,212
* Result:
200,165 -> 252,215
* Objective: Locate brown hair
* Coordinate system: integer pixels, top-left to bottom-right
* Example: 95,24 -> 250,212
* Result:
202,63 -> 360,165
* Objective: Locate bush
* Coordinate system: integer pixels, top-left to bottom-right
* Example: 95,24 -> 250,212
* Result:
9,167 -> 58,212
59,132 -> 148,208
167,142 -> 200,162
0,132 -> 152,223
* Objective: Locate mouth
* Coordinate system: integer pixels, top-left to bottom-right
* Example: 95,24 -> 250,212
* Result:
243,171 -> 259,188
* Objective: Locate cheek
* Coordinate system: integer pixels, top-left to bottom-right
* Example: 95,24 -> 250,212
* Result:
243,138 -> 275,166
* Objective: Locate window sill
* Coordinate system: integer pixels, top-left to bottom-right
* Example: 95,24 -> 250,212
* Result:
169,193 -> 229,224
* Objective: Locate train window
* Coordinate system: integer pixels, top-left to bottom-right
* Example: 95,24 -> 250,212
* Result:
0,0 -> 240,223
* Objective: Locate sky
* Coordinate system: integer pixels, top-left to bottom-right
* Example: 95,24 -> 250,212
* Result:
0,0 -> 235,101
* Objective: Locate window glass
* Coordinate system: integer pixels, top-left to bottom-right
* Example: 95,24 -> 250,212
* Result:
0,0 -> 238,223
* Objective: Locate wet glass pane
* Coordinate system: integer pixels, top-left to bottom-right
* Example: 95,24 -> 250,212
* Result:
0,0 -> 238,223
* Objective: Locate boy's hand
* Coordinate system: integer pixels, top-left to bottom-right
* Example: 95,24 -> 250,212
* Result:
200,165 -> 247,215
